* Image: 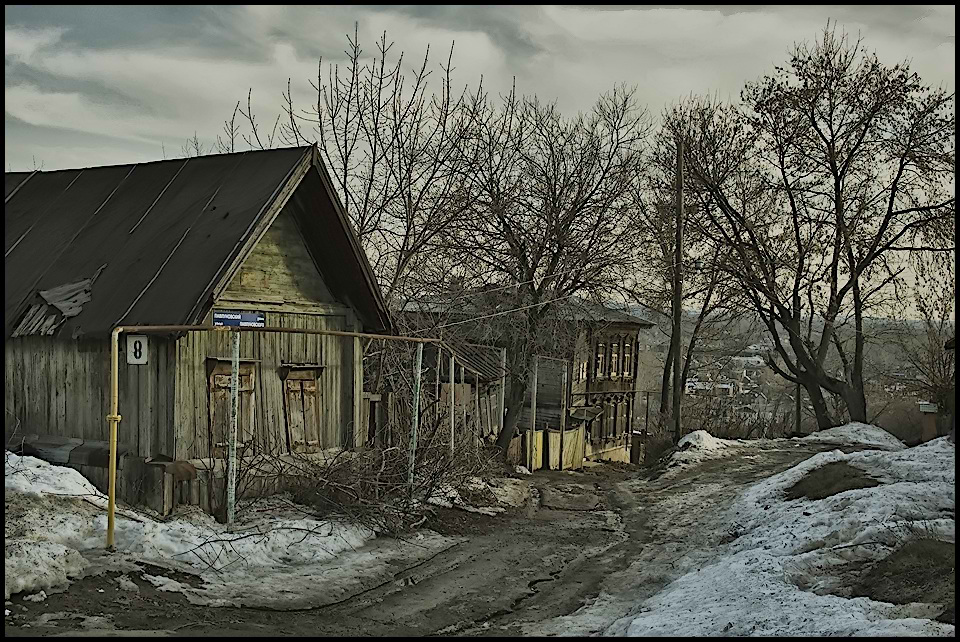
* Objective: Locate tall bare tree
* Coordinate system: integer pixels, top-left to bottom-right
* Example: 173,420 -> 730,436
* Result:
889,255 -> 956,414
437,84 -> 652,451
672,26 -> 955,429
624,126 -> 750,431
274,26 -> 474,308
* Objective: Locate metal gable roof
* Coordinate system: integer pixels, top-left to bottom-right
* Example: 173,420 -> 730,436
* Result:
5,146 -> 391,338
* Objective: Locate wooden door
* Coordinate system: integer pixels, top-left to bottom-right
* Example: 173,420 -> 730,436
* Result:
284,369 -> 320,452
208,363 -> 256,459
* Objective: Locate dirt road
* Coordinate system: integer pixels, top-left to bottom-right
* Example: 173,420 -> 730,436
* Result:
5,441 -> 842,637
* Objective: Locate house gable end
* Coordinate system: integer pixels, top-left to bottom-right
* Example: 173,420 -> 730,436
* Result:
219,208 -> 337,307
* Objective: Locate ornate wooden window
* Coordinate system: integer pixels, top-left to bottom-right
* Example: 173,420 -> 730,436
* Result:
623,340 -> 633,379
610,342 -> 619,380
595,342 -> 605,379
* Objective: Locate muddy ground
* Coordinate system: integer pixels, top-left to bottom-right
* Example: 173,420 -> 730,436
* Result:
4,441 -> 953,636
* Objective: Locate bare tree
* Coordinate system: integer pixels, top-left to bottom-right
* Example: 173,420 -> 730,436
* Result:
674,26 -> 955,429
274,26 -> 474,307
438,84 -> 652,452
623,124 -> 751,432
890,255 -> 955,413
215,101 -> 241,154
181,131 -> 208,158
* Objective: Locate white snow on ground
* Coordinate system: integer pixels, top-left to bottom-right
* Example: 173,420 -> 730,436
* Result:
605,436 -> 955,636
4,452 -> 387,600
800,421 -> 906,451
5,451 -> 522,606
669,430 -> 742,467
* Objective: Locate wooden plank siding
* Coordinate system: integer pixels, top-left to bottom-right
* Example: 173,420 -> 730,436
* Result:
168,202 -> 364,459
173,311 -> 356,461
4,336 -> 176,460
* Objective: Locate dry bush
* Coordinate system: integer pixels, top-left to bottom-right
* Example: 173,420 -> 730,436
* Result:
208,399 -> 501,535
680,397 -> 793,440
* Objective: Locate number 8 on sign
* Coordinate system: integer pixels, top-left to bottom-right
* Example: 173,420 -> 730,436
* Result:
126,335 -> 148,365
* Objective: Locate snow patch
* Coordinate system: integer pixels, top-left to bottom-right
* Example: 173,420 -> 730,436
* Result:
427,484 -> 504,516
800,422 -> 905,451
4,539 -> 88,600
5,452 -> 374,599
669,430 -> 742,467
678,430 -> 739,452
606,437 -> 955,636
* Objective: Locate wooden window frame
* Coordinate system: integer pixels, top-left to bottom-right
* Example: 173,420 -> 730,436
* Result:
595,342 -> 606,380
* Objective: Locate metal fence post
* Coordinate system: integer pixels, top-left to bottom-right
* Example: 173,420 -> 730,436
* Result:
226,330 -> 240,526
499,348 -> 507,432
559,360 -> 568,471
449,352 -> 455,456
408,343 -> 424,493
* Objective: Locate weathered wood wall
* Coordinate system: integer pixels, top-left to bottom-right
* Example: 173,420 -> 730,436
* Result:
172,204 -> 365,461
173,308 -> 357,461
4,336 -> 176,459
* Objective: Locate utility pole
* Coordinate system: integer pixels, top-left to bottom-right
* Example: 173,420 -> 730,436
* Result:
671,137 -> 684,443
529,357 -> 538,471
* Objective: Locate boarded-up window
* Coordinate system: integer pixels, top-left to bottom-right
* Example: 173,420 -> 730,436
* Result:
284,369 -> 321,453
208,363 -> 256,459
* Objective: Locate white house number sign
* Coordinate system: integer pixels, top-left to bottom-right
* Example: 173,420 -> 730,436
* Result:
126,335 -> 148,365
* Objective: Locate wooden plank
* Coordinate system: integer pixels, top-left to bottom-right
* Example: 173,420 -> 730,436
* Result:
173,338 -> 187,460
54,342 -> 67,436
139,340 -> 156,458
155,340 -> 169,457
265,315 -> 284,454
302,378 -> 319,445
195,330 -> 208,460
353,336 -> 363,449
285,379 -> 306,450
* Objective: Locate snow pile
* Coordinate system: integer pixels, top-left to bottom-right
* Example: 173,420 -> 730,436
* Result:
678,430 -> 738,452
607,437 -> 955,636
4,540 -> 87,600
486,478 -> 530,508
5,451 -> 104,498
427,483 -> 504,516
427,477 -> 532,515
669,430 -> 741,466
800,422 -> 905,451
5,452 -> 375,598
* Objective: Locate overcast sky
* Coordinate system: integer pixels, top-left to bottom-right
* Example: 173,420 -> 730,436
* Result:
4,5 -> 955,171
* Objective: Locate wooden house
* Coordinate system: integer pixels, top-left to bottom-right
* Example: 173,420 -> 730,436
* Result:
4,146 -> 391,514
398,296 -> 656,468
549,299 -> 656,464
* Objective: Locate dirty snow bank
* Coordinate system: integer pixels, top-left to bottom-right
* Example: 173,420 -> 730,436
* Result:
678,430 -> 739,452
669,430 -> 742,467
800,422 -> 905,451
5,452 -> 374,599
606,437 -> 954,636
427,477 -> 531,516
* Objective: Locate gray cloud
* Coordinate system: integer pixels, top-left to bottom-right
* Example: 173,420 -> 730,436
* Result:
3,5 -> 270,61
4,5 -> 954,171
